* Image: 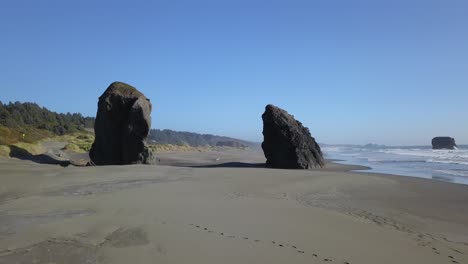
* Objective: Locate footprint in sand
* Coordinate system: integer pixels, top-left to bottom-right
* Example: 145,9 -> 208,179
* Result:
430,247 -> 442,255
448,255 -> 459,263
187,222 -> 351,263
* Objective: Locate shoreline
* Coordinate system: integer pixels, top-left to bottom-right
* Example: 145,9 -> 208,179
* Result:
323,146 -> 468,186
332,158 -> 468,186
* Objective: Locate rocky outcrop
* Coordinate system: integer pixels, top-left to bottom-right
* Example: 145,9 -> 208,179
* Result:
261,104 -> 325,169
216,140 -> 247,148
89,82 -> 153,165
432,137 -> 457,150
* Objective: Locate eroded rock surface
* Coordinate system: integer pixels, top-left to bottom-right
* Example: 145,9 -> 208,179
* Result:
261,104 -> 325,169
89,82 -> 153,165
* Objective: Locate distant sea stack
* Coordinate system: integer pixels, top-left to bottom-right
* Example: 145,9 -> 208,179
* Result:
432,137 -> 457,150
261,104 -> 325,169
89,82 -> 153,165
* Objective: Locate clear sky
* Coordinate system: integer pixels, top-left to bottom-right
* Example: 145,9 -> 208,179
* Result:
1,0 -> 467,145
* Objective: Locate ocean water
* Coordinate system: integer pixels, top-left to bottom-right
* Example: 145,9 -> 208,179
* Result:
322,145 -> 468,185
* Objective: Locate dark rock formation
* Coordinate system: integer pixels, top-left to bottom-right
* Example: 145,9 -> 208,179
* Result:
261,104 -> 325,169
432,137 -> 457,150
89,82 -> 153,165
216,140 -> 247,148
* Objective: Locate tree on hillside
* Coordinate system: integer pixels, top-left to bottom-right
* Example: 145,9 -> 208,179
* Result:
0,101 -> 95,135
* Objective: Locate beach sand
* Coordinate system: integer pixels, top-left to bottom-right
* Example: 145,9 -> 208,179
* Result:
0,149 -> 467,264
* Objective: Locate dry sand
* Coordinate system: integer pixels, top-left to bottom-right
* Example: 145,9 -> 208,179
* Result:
0,148 -> 467,264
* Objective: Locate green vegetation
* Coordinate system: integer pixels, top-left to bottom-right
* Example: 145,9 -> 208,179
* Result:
0,101 -> 254,158
149,129 -> 253,147
0,101 -> 94,145
148,143 -> 211,153
0,124 -> 51,145
0,141 -> 45,157
108,82 -> 144,98
58,133 -> 95,153
0,144 -> 11,156
0,101 -> 95,157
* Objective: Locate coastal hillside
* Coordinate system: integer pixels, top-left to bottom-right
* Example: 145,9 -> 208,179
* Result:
149,129 -> 257,148
0,101 -> 94,144
0,101 -> 256,153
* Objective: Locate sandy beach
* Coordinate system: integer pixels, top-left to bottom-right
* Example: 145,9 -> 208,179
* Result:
1,149 -> 467,264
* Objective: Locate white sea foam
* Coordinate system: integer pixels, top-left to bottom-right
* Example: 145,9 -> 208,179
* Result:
380,148 -> 468,165
435,169 -> 468,177
322,145 -> 468,184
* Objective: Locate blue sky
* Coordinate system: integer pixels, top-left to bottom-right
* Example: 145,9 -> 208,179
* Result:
1,0 -> 467,145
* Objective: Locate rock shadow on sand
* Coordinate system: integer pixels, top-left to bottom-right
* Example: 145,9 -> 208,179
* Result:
8,145 -> 71,167
188,162 -> 265,168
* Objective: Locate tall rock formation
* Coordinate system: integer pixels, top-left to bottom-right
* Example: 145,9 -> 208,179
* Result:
261,104 -> 325,169
89,82 -> 153,165
432,137 -> 457,150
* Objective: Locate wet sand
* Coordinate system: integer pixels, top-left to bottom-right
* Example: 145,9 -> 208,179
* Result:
0,149 -> 467,264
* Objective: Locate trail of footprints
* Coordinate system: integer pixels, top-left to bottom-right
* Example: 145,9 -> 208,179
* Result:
157,219 -> 462,264
187,223 -> 349,264
351,211 -> 464,264
430,246 -> 460,264
331,207 -> 464,264
297,196 -> 465,263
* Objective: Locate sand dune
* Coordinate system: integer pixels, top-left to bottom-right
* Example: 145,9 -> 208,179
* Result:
0,149 -> 467,264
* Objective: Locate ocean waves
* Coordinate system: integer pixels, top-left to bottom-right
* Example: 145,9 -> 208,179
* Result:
379,148 -> 468,166
322,145 -> 468,185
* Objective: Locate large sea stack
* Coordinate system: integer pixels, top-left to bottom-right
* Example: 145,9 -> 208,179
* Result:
261,104 -> 325,169
89,82 -> 153,165
432,137 -> 457,150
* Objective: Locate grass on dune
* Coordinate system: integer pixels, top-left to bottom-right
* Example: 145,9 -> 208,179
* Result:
0,125 -> 49,157
0,127 -> 94,157
54,133 -> 95,153
148,143 -> 211,153
0,141 -> 45,157
0,125 -> 51,145
1,127 -> 212,158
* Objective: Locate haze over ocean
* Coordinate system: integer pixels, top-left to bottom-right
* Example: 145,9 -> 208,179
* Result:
1,0 -> 467,145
